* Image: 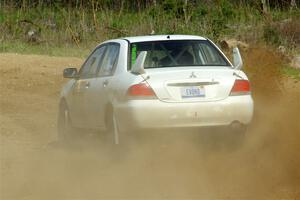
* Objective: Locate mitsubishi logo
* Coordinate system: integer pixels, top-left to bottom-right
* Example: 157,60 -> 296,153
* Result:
190,72 -> 197,78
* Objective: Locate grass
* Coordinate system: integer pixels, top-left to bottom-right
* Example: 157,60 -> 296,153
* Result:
0,3 -> 299,80
1,6 -> 298,52
0,4 -> 265,53
282,66 -> 300,81
0,40 -> 91,58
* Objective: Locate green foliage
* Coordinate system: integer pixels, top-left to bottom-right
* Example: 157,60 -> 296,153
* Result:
220,0 -> 236,19
282,67 -> 300,80
192,4 -> 208,18
1,0 -> 299,57
263,17 -> 300,48
263,24 -> 281,46
162,0 -> 183,14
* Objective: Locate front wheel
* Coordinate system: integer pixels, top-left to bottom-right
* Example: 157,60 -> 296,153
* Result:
57,102 -> 74,142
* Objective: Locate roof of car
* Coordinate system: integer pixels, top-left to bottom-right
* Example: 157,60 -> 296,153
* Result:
122,35 -> 207,43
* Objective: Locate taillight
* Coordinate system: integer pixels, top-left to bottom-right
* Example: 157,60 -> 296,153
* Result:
127,83 -> 156,98
230,79 -> 250,96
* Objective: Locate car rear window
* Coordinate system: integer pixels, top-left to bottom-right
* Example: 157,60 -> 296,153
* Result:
129,40 -> 230,70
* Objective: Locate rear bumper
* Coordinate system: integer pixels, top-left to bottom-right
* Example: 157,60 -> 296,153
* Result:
115,95 -> 253,131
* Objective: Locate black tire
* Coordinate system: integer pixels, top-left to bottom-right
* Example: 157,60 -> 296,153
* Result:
200,125 -> 247,151
57,101 -> 74,142
106,106 -> 134,147
225,124 -> 247,148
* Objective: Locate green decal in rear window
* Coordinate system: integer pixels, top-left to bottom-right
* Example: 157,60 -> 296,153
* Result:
131,44 -> 137,66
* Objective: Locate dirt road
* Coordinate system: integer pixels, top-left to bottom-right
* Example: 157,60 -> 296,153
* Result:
0,49 -> 300,199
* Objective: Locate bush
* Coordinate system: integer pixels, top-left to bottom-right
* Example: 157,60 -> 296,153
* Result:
263,18 -> 300,48
277,18 -> 300,48
263,24 -> 281,46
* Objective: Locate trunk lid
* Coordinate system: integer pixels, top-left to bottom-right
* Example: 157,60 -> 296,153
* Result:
144,67 -> 237,103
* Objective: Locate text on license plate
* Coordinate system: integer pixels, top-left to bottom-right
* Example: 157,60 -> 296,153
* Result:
181,86 -> 205,98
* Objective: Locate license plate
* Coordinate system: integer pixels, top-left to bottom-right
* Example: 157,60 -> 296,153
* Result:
181,86 -> 205,98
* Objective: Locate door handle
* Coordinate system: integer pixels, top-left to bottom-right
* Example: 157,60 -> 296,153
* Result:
103,80 -> 109,87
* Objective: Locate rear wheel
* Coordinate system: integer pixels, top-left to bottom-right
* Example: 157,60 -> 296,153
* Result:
226,123 -> 247,147
200,124 -> 247,150
230,122 -> 247,136
106,109 -> 121,145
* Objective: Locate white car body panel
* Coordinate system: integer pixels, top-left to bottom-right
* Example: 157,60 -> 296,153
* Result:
115,96 -> 253,131
60,35 -> 254,131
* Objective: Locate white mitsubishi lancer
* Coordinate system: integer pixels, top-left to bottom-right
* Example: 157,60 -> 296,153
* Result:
58,35 -> 254,144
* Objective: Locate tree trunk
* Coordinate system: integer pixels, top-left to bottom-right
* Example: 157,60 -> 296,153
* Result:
261,0 -> 268,13
183,0 -> 188,24
290,0 -> 297,9
152,0 -> 157,7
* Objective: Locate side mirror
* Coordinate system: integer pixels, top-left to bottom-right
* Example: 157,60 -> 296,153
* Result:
232,47 -> 243,70
131,51 -> 147,75
63,68 -> 78,78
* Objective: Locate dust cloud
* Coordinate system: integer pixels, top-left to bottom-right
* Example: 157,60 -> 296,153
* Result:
0,49 -> 299,200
